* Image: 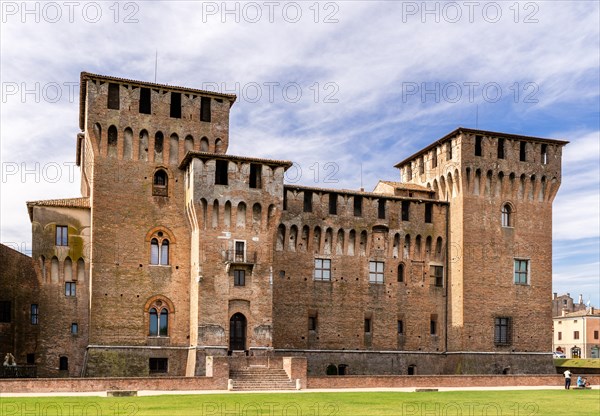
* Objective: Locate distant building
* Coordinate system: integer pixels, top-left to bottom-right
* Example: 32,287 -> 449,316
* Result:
552,292 -> 586,317
553,308 -> 600,358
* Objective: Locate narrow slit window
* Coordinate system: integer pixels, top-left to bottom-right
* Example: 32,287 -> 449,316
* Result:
107,83 -> 120,110
303,191 -> 313,213
541,144 -> 548,165
170,92 -> 182,118
354,196 -> 362,217
215,160 -> 228,185
425,203 -> 433,223
329,193 -> 337,215
401,201 -> 410,221
520,141 -> 527,162
139,88 -> 151,114
377,199 -> 386,219
249,163 -> 262,189
475,135 -> 483,156
200,97 -> 211,122
497,138 -> 505,159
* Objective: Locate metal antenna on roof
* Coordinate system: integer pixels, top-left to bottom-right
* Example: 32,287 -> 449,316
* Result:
360,163 -> 364,191
154,50 -> 158,83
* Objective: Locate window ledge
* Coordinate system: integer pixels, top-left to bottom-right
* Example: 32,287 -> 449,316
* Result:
149,264 -> 171,268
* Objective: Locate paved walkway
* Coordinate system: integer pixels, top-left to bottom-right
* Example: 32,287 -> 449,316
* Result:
1,385 -> 597,397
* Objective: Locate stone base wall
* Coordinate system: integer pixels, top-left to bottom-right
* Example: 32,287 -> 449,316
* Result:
274,350 -> 556,376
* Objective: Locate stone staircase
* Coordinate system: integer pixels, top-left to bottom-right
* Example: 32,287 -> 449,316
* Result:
229,365 -> 297,391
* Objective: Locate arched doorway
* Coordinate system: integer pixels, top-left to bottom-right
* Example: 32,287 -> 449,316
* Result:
229,313 -> 247,352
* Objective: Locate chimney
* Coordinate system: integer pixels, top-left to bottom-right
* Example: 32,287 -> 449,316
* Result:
578,294 -> 583,304
553,292 -> 557,300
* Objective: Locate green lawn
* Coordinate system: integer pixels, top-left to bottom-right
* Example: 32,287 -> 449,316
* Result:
555,358 -> 600,368
1,390 -> 599,416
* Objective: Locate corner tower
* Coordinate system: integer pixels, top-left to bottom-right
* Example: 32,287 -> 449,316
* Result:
396,128 -> 567,360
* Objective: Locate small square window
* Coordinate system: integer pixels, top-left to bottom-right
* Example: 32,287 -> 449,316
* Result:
594,331 -> 598,340
234,270 -> 245,286
314,259 -> 331,281
364,318 -> 371,333
558,332 -> 562,340
56,226 -> 68,246
65,282 -> 76,297
369,261 -> 384,284
430,319 -> 437,335
71,323 -> 78,334
574,331 -> 580,340
430,265 -> 443,287
397,320 -> 404,335
149,358 -> 168,373
0,301 -> 11,323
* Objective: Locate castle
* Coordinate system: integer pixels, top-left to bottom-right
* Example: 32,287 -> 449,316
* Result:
0,72 -> 568,377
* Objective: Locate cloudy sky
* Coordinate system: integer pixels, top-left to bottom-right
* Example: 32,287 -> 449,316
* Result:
1,1 -> 598,306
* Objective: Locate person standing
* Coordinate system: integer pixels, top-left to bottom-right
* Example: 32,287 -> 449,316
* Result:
564,369 -> 572,389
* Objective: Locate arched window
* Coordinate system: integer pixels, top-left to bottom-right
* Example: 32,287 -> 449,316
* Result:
150,232 -> 170,265
153,169 -> 168,197
147,298 -> 172,337
398,263 -> 405,282
502,204 -> 512,227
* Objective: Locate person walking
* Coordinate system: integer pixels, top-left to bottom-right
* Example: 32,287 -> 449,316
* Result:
564,369 -> 572,389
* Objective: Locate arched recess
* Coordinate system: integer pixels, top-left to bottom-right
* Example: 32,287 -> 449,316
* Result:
359,230 -> 367,256
215,138 -> 224,153
64,257 -> 73,281
496,172 -> 505,197
415,235 -> 422,259
336,229 -> 345,255
212,200 -> 220,228
123,127 -> 133,160
392,233 -> 400,258
107,125 -> 118,158
237,202 -> 247,228
267,204 -> 276,228
324,228 -> 333,255
403,235 -> 411,259
300,225 -> 309,252
77,258 -> 85,282
184,135 -> 194,153
93,123 -> 102,153
276,224 -> 286,251
474,169 -> 481,195
169,133 -> 179,165
289,225 -> 298,251
313,227 -> 322,254
200,137 -> 209,152
425,236 -> 432,259
435,237 -> 443,261
348,230 -> 356,256
224,201 -> 232,228
139,129 -> 149,161
252,203 -> 262,227
154,131 -> 164,163
447,173 -> 454,199
51,256 -> 59,283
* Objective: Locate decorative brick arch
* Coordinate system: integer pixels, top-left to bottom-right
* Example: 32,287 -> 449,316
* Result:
145,226 -> 176,243
144,294 -> 175,313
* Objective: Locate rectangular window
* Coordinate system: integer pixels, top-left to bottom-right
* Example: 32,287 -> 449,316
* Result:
234,241 -> 245,262
249,164 -> 262,189
26,354 -> 34,365
314,259 -> 331,281
430,318 -> 437,335
541,144 -> 548,165
475,135 -> 483,156
0,301 -> 11,323
215,160 -> 228,185
139,87 -> 151,114
31,304 -> 38,325
56,225 -> 68,246
401,201 -> 410,221
431,150 -> 437,168
430,265 -> 444,287
594,331 -> 599,340
303,191 -> 313,212
497,138 -> 505,159
419,157 -> 425,174
377,199 -> 386,219
149,358 -> 168,373
447,142 -> 452,160
107,83 -> 120,110
234,270 -> 245,286
170,92 -> 182,118
65,282 -> 76,297
574,331 -> 580,340
558,332 -> 562,340
329,193 -> 337,215
494,317 -> 511,345
425,203 -> 433,223
354,196 -> 362,217
71,323 -> 78,334
514,259 -> 529,285
200,97 -> 211,122
397,320 -> 404,335
283,189 -> 288,211
364,318 -> 371,333
520,141 -> 527,162
308,315 -> 317,331
369,261 -> 384,284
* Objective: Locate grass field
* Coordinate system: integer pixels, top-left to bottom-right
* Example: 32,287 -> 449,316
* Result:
1,390 -> 599,416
